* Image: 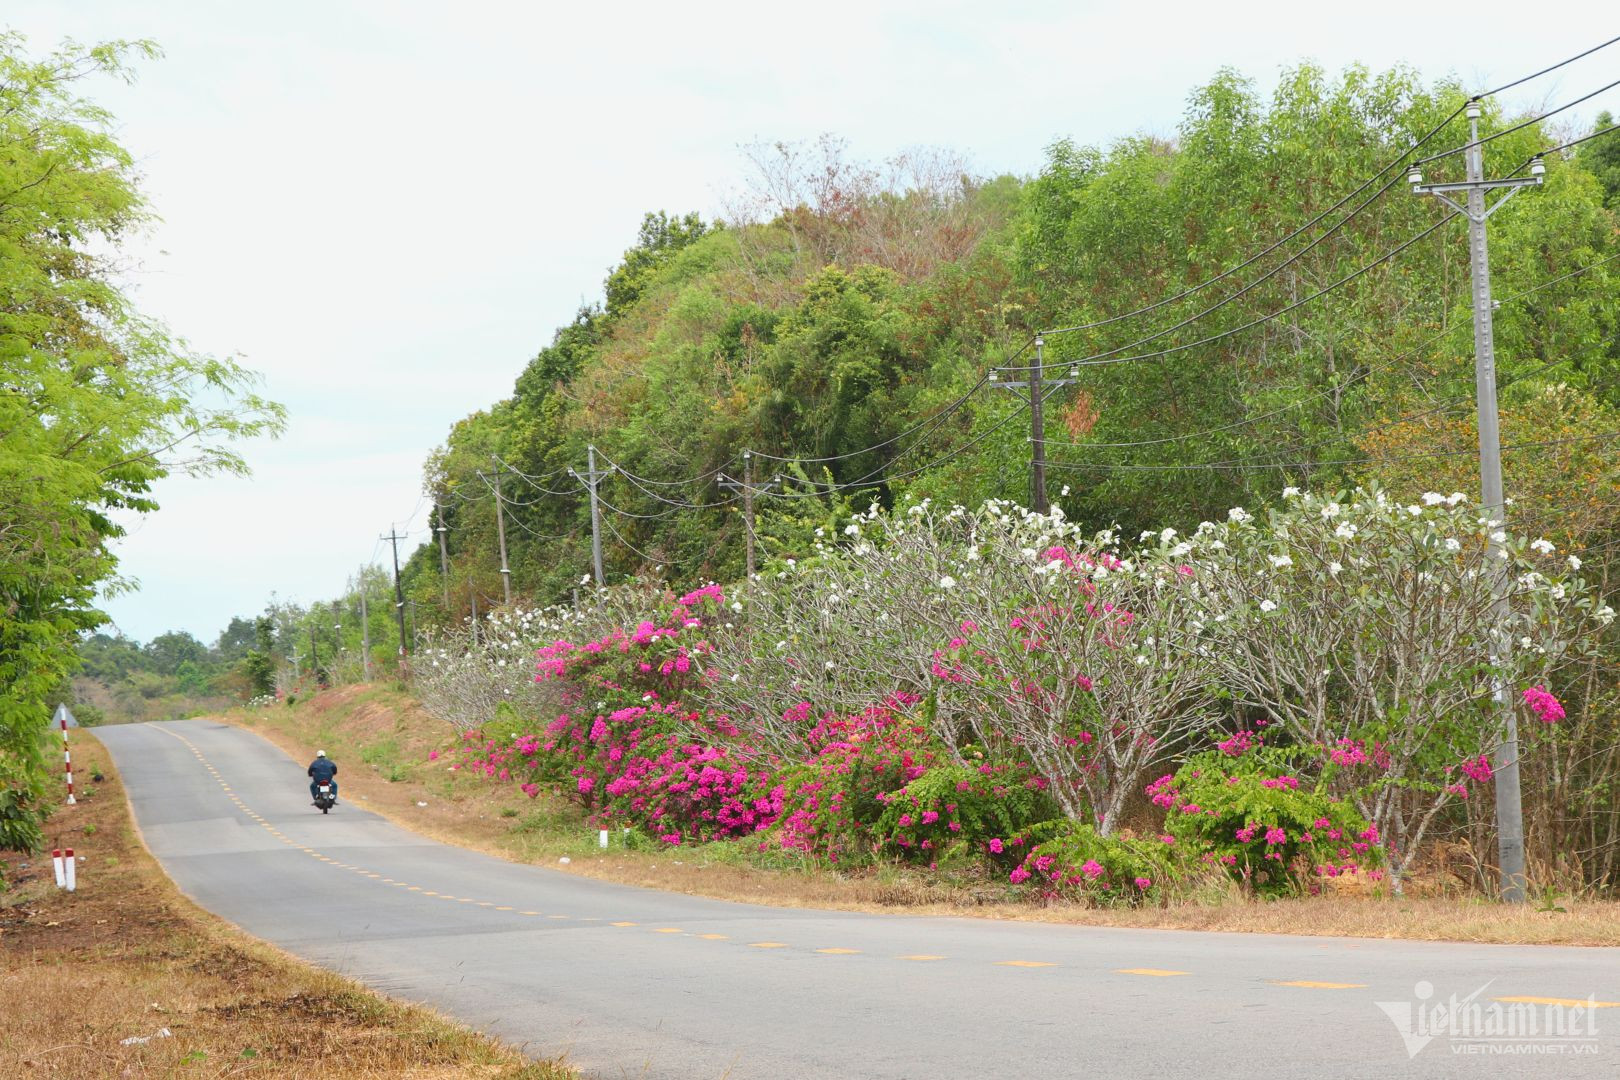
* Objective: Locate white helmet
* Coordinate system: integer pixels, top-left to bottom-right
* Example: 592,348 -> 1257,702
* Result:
316,749 -> 326,757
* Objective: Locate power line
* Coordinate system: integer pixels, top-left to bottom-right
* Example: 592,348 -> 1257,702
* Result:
1032,35 -> 1620,342
590,453 -> 740,488
1535,120 -> 1620,160
599,512 -> 664,567
764,403 -> 1027,499
750,373 -> 991,464
1484,33 -> 1620,96
1043,429 -> 1620,475
590,448 -> 741,510
492,454 -> 580,496
1412,74 -> 1620,167
593,491 -> 688,521
1004,212 -> 1461,373
1039,248 -> 1620,455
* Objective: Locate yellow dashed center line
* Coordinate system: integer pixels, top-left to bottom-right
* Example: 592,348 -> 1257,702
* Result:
612,921 -> 639,927
1274,980 -> 1366,989
1496,996 -> 1620,1008
651,928 -> 684,934
1117,968 -> 1189,977
816,948 -> 860,955
899,954 -> 945,961
749,942 -> 789,949
697,934 -> 729,940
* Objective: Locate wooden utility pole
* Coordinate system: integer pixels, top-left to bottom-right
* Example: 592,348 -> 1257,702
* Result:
718,450 -> 780,579
382,528 -> 410,672
991,334 -> 1074,514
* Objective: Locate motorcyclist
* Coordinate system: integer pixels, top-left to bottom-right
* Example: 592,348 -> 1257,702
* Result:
307,749 -> 338,804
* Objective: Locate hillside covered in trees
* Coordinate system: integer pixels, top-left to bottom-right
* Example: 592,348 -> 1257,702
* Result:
378,66 -> 1619,624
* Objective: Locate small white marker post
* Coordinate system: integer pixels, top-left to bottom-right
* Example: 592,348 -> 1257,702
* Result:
52,849 -> 66,889
598,829 -> 609,849
64,848 -> 76,892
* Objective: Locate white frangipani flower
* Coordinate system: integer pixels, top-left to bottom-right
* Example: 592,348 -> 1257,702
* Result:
1530,538 -> 1555,555
1443,538 -> 1461,552
1421,492 -> 1446,506
1569,555 -> 1583,570
1259,599 -> 1278,612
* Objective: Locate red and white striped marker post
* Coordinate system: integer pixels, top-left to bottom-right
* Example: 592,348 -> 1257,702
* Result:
61,710 -> 75,805
65,848 -> 77,892
52,849 -> 65,888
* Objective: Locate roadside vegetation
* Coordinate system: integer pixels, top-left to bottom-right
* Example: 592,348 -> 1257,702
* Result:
230,670 -> 1620,947
1,34 -> 281,860
0,734 -> 572,1078
248,59 -> 1619,917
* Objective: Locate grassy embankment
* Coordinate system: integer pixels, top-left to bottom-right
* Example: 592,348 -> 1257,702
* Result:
0,731 -> 575,1079
227,684 -> 1620,947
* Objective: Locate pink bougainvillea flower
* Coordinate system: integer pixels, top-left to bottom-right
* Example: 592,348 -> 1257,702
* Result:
1522,685 -> 1566,724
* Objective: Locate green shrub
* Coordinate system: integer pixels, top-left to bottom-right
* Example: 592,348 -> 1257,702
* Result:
873,762 -> 1061,865
1151,746 -> 1380,896
1009,820 -> 1182,905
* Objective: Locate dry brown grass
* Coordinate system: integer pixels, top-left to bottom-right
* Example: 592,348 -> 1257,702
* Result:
0,733 -> 574,1079
226,686 -> 1620,948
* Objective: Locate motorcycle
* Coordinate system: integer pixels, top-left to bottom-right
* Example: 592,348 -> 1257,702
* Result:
313,782 -> 336,814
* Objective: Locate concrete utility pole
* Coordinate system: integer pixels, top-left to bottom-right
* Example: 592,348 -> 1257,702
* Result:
479,464 -> 513,606
307,624 -> 319,683
991,334 -> 1075,513
436,506 -> 451,609
382,527 -> 411,672
1410,99 -> 1545,904
330,600 -> 343,684
718,450 -> 781,579
570,446 -> 615,587
359,590 -> 373,681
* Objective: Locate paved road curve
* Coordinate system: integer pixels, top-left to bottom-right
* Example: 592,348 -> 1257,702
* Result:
98,719 -> 1620,1079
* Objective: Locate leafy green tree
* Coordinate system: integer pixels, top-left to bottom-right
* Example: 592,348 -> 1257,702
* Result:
603,211 -> 712,319
143,630 -> 207,676
240,617 -> 276,698
214,616 -> 258,663
0,35 -> 283,857
1583,111 -> 1620,208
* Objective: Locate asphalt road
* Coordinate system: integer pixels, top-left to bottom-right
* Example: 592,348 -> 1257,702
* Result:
97,718 -> 1620,1079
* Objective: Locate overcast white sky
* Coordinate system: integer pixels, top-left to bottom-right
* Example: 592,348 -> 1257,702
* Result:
8,1 -> 1618,644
